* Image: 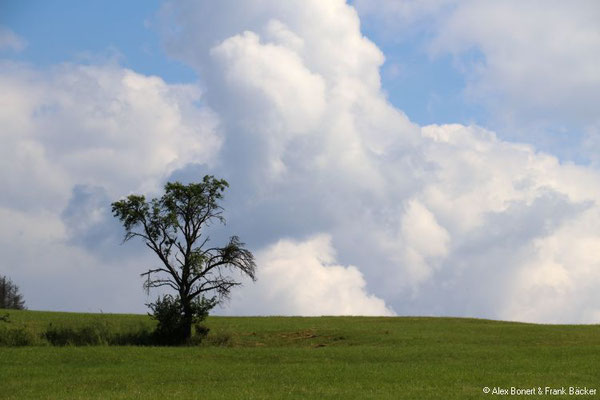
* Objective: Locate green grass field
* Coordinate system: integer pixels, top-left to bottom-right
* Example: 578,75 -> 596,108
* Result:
1,309 -> 599,399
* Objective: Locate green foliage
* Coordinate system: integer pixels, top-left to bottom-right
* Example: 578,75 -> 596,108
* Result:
0,275 -> 26,310
147,295 -> 185,345
44,322 -> 111,346
109,326 -> 154,346
0,310 -> 155,347
43,321 -> 154,346
111,176 -> 229,245
0,312 -> 40,346
0,309 -> 217,347
111,175 -> 255,344
0,324 -> 40,346
0,309 -> 154,334
148,294 -> 216,345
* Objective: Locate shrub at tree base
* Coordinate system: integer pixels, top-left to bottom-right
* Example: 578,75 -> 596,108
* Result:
148,294 -> 215,345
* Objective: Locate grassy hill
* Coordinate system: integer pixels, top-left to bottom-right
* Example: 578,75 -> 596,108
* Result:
1,309 -> 599,399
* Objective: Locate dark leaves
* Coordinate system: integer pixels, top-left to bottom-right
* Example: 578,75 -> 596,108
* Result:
111,175 -> 255,313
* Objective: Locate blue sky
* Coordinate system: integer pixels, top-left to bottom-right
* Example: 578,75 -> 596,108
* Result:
1,0 -> 195,82
2,0 -> 600,322
4,0 -> 593,164
2,0 -> 483,127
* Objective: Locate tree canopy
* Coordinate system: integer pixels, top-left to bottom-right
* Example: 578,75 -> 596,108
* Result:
112,176 -> 256,343
0,275 -> 26,310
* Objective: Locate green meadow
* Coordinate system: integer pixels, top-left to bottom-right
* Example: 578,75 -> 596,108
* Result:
1,310 -> 599,399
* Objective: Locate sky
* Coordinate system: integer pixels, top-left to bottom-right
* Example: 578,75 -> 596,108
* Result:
1,0 -> 600,323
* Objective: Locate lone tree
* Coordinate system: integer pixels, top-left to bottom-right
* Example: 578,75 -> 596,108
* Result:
0,275 -> 26,310
112,176 -> 256,343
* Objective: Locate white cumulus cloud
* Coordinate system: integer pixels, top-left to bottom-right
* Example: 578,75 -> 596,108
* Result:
3,1 -> 600,323
355,0 -> 600,155
225,235 -> 395,316
157,0 -> 600,322
0,60 -> 220,312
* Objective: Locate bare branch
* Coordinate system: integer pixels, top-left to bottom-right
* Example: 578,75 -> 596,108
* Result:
140,267 -> 171,277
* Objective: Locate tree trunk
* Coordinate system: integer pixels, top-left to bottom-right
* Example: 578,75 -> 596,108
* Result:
0,277 -> 5,309
181,299 -> 193,342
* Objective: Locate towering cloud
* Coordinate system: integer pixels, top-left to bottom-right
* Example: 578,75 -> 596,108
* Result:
2,1 -> 599,321
158,0 -> 600,322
